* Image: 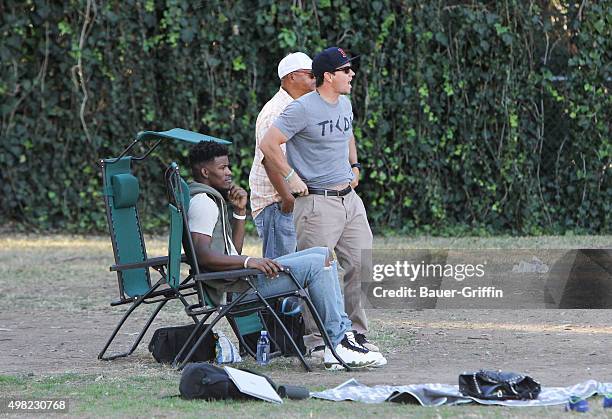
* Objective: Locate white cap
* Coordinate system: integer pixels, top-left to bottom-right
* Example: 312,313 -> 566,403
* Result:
277,52 -> 312,80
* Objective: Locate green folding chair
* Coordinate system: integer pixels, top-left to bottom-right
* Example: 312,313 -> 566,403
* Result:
164,162 -> 350,371
98,129 -> 230,361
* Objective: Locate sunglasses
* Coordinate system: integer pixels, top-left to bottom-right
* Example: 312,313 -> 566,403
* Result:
293,70 -> 315,79
332,66 -> 353,74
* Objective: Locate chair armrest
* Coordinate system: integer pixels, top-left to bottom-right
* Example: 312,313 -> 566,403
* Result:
195,268 -> 261,282
110,254 -> 187,272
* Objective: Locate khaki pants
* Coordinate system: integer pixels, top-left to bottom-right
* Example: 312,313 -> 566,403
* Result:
293,190 -> 372,349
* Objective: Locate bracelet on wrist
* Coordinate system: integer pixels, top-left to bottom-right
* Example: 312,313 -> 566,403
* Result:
284,168 -> 295,182
243,256 -> 251,269
351,162 -> 362,170
233,212 -> 246,220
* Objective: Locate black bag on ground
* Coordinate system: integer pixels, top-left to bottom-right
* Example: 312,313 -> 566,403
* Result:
241,305 -> 306,356
459,370 -> 541,400
179,362 -> 309,401
180,363 -> 250,400
148,324 -> 215,364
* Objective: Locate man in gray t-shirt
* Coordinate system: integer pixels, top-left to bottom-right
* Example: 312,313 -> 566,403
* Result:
260,46 -> 381,358
274,91 -> 355,189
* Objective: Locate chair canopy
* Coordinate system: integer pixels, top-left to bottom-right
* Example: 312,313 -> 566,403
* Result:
136,128 -> 231,145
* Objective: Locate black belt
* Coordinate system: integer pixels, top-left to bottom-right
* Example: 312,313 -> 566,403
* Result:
307,186 -> 352,197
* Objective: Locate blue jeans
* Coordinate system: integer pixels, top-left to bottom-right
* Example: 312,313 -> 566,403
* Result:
249,247 -> 351,347
254,202 -> 297,259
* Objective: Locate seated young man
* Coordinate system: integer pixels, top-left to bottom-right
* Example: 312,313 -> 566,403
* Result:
187,140 -> 386,370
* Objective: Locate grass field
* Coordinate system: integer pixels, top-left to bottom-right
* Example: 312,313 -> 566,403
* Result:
1,234 -> 610,418
3,373 -> 610,418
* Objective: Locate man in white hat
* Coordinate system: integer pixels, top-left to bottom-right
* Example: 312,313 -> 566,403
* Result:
249,52 -> 316,259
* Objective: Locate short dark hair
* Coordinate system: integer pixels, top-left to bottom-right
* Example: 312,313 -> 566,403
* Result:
189,141 -> 229,179
315,73 -> 325,87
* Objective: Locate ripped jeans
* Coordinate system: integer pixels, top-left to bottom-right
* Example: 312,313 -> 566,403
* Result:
250,247 -> 352,348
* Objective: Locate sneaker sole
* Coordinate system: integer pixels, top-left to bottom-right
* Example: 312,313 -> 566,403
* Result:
324,360 -> 377,371
370,357 -> 387,367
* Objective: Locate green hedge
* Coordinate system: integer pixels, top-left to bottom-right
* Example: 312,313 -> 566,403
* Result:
1,0 -> 610,234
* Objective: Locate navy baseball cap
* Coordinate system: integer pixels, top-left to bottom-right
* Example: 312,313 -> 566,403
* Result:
312,46 -> 358,78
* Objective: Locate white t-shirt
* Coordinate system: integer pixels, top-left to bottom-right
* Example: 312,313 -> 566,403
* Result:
188,193 -> 238,255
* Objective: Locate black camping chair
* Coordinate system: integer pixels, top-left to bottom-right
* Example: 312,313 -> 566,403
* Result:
164,162 -> 350,371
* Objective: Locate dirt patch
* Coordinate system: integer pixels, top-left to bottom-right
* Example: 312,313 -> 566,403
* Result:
1,234 -> 610,390
2,307 -> 610,389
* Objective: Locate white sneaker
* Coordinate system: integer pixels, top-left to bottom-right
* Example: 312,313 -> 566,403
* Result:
369,351 -> 387,367
323,332 -> 380,371
353,331 -> 380,352
351,332 -> 387,367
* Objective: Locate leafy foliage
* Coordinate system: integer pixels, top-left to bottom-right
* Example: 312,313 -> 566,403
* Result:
1,0 -> 610,234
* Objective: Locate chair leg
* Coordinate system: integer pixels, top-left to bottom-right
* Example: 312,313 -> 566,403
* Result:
299,289 -> 351,371
173,288 -> 199,323
171,311 -> 214,368
252,290 -> 312,372
98,280 -> 164,361
174,304 -> 236,370
124,299 -> 168,356
283,268 -> 352,371
175,289 -> 253,370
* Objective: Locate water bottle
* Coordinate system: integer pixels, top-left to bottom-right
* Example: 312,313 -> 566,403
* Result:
256,330 -> 270,366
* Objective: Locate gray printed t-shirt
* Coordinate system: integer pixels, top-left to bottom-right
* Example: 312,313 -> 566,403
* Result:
272,91 -> 354,188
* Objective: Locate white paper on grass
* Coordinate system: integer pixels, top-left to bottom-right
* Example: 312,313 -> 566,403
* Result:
223,366 -> 283,404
